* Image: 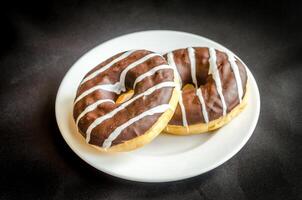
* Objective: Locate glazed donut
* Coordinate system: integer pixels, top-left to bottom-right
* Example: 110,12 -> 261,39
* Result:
164,47 -> 248,135
73,50 -> 179,152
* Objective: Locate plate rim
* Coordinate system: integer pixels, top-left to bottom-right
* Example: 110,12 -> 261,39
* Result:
55,30 -> 261,182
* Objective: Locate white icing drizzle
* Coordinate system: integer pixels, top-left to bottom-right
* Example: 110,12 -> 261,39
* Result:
187,47 -> 198,88
85,81 -> 176,143
196,88 -> 209,123
188,47 -> 209,123
102,104 -> 171,148
226,51 -> 243,103
167,52 -> 188,127
167,52 -> 182,86
74,83 -> 121,105
74,53 -> 162,105
75,99 -> 115,127
178,92 -> 188,127
81,50 -> 136,85
208,47 -> 227,116
133,64 -> 174,88
118,53 -> 162,92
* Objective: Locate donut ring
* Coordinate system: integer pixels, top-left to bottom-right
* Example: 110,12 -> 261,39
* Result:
163,47 -> 248,135
73,50 -> 180,152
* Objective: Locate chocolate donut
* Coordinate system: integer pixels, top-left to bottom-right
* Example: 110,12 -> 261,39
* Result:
73,50 -> 179,152
164,47 -> 248,135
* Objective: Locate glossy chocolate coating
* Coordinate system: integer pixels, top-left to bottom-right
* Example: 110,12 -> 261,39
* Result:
164,47 -> 247,125
73,50 -> 174,146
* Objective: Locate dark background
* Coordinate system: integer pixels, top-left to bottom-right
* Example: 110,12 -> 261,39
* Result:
0,0 -> 301,199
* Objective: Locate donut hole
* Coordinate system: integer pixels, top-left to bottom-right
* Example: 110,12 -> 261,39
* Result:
182,84 -> 195,91
116,90 -> 134,104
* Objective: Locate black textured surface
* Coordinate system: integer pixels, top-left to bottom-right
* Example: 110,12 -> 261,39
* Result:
0,0 -> 301,199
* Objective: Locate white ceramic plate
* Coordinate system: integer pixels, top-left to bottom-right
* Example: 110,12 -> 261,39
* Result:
55,30 -> 260,182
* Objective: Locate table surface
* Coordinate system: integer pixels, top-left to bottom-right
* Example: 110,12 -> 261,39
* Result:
0,0 -> 301,199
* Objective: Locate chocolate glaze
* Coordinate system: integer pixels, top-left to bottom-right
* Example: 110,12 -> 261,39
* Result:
73,50 -> 175,147
164,47 -> 247,125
